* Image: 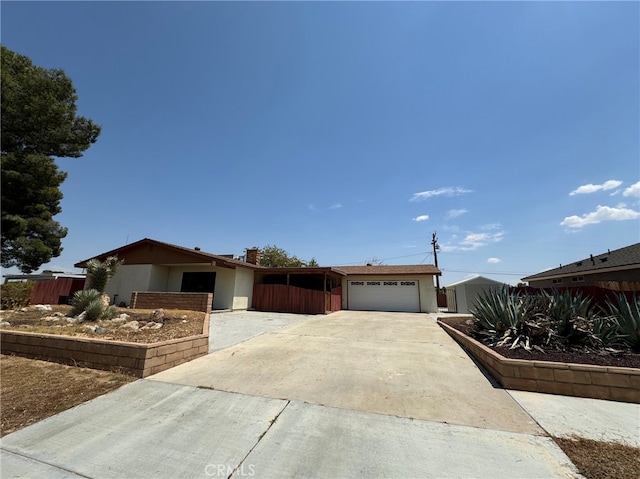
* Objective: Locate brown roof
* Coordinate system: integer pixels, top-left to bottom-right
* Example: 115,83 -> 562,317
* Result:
258,267 -> 346,276
74,238 -> 441,276
522,242 -> 640,281
336,265 -> 441,276
74,238 -> 264,270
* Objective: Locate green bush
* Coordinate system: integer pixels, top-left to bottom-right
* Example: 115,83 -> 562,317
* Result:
84,299 -> 106,321
70,289 -> 102,317
0,281 -> 35,309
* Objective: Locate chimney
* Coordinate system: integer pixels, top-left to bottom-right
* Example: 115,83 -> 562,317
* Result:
245,248 -> 261,266
194,246 -> 201,251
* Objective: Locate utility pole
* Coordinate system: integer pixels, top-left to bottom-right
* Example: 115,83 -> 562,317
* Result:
431,232 -> 440,290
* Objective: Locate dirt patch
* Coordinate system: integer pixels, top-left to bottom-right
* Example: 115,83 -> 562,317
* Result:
554,436 -> 640,479
439,317 -> 640,368
1,354 -> 135,437
0,305 -> 205,343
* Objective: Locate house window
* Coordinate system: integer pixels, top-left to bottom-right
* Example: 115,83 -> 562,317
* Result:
400,281 -> 416,286
383,281 -> 398,286
366,281 -> 381,286
351,281 -> 365,286
571,276 -> 584,283
552,279 -> 563,284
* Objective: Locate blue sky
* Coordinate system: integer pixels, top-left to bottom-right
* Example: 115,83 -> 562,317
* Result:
2,1 -> 639,286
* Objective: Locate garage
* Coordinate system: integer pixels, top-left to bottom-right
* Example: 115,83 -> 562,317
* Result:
347,280 -> 420,312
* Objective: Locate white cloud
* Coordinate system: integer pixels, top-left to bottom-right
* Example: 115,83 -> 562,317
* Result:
440,227 -> 505,252
569,180 -> 622,196
560,205 -> 640,228
623,181 -> 640,198
487,257 -> 502,264
446,209 -> 468,219
410,186 -> 472,202
480,223 -> 502,231
329,203 -> 343,209
413,215 -> 429,222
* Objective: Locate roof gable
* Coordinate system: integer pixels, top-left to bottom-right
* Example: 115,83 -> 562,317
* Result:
522,242 -> 640,281
74,238 -> 261,270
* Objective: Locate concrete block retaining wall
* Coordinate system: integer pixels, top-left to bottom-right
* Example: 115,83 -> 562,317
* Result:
130,292 -> 213,312
0,315 -> 209,378
438,320 -> 640,404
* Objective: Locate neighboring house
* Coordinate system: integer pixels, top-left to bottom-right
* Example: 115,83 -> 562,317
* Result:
444,275 -> 508,314
522,242 -> 640,288
3,271 -> 86,284
75,238 -> 441,313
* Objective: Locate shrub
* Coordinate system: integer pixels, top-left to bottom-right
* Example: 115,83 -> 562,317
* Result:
604,294 -> 640,350
542,289 -> 594,342
84,299 -> 106,321
0,281 -> 35,309
70,289 -> 102,317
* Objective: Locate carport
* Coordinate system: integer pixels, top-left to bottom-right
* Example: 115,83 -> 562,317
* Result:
252,267 -> 345,314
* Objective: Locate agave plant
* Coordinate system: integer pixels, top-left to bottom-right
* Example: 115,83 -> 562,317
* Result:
604,294 -> 640,350
542,289 -> 594,342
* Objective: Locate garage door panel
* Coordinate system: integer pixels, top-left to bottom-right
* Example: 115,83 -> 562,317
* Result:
348,280 -> 419,312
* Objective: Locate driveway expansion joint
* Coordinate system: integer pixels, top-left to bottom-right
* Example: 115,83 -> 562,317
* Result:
1,447 -> 93,479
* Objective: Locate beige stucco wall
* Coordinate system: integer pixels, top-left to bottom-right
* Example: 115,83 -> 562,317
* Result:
166,265 -> 235,310
232,267 -> 254,310
104,264 -> 155,306
341,275 -> 438,313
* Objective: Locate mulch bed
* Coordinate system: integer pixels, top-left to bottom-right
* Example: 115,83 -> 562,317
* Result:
439,317 -> 640,369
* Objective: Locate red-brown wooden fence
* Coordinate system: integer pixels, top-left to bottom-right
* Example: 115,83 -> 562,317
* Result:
29,279 -> 86,305
253,284 -> 341,314
330,286 -> 342,312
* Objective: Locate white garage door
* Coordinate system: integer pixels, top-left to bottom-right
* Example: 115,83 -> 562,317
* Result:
348,280 -> 420,312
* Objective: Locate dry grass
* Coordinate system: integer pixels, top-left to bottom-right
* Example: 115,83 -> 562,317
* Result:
554,436 -> 640,479
1,354 -> 135,437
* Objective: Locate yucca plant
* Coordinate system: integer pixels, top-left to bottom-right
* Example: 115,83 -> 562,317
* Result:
84,298 -> 106,321
70,289 -> 102,317
604,294 -> 640,351
86,256 -> 122,293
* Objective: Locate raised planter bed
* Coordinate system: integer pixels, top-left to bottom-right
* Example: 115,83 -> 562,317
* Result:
438,318 -> 640,404
0,314 -> 209,378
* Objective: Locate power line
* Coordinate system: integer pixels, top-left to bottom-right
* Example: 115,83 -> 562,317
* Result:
334,251 -> 430,266
441,268 -> 535,276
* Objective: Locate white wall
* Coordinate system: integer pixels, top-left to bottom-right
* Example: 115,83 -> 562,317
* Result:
166,265 -> 236,310
341,275 -> 438,313
454,283 -> 502,314
232,268 -> 254,310
104,264 -> 155,306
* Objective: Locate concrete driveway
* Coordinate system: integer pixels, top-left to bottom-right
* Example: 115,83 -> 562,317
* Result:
2,311 -> 585,478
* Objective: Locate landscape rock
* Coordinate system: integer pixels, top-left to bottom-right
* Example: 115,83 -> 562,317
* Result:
0,320 -> 11,327
84,325 -> 97,333
19,308 -> 29,312
76,311 -> 87,322
120,321 -> 140,331
141,321 -> 163,330
34,305 -> 52,312
151,309 -> 165,321
111,313 -> 130,323
95,327 -> 107,334
66,317 -> 79,324
51,312 -> 65,317
44,316 -> 60,322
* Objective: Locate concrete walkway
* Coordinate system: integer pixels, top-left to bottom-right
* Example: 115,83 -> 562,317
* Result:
1,310 -> 611,478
